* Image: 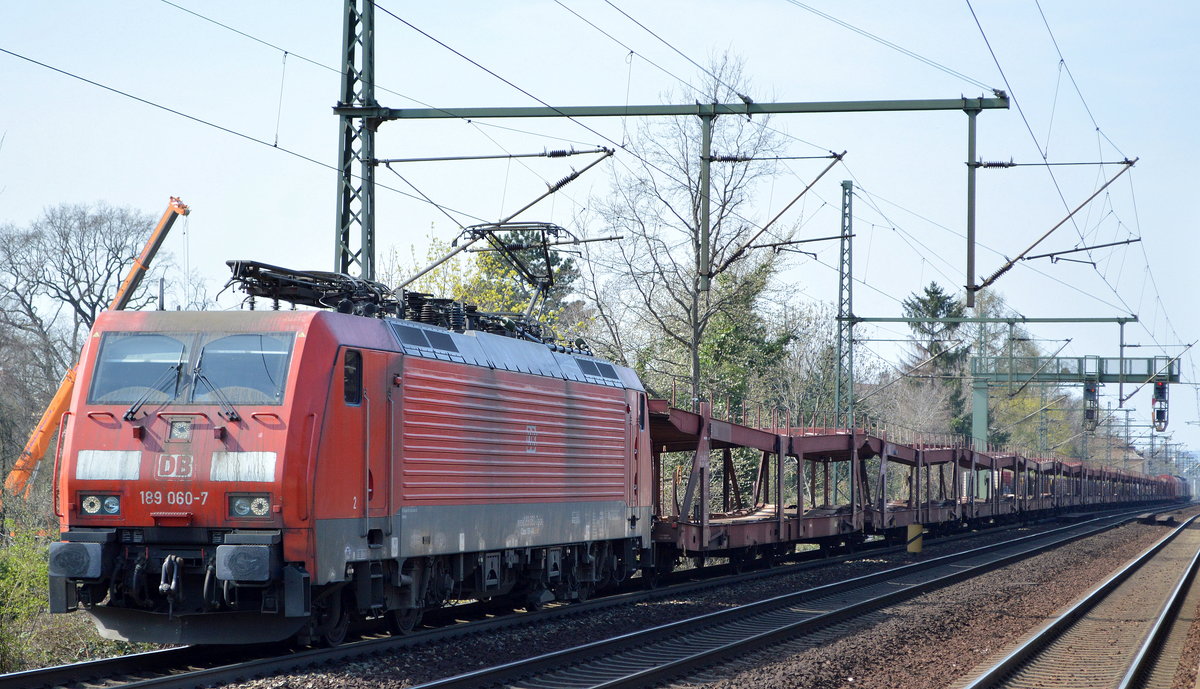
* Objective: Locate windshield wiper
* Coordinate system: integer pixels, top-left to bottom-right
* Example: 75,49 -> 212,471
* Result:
191,365 -> 242,422
123,362 -> 183,421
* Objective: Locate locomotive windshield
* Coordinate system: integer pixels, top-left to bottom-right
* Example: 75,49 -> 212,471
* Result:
88,331 -> 295,406
88,334 -> 187,404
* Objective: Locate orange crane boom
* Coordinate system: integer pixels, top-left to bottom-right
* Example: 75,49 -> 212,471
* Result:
2,197 -> 190,503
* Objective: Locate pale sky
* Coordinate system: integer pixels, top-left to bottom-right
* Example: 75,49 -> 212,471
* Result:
1,1 -> 1197,455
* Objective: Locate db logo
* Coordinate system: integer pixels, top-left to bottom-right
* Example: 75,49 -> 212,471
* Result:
156,454 -> 194,480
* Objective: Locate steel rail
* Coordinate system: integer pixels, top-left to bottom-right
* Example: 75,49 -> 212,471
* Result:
0,646 -> 205,689
0,505 -> 1166,689
960,514 -> 1200,689
408,509 -> 1168,689
1118,533 -> 1200,688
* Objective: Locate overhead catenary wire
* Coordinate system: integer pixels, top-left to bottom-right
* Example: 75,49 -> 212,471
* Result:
0,46 -> 487,224
378,5 -> 864,298
965,0 -> 1162,346
374,4 -> 636,163
376,3 -> 1004,325
601,0 -> 757,109
44,5 -> 1190,434
853,339 -> 971,405
161,1 -> 645,234
1033,0 -> 1126,159
781,0 -> 996,92
573,2 -> 1190,436
375,5 -> 845,262
553,0 -> 835,154
158,0 -> 606,222
840,171 -> 1140,314
382,164 -> 467,231
977,159 -> 1137,291
159,0 -> 427,109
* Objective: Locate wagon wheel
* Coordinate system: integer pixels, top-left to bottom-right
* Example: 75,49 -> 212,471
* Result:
522,588 -> 548,612
387,606 -> 423,635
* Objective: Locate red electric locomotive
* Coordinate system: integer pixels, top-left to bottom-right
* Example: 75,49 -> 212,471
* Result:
48,263 -> 653,644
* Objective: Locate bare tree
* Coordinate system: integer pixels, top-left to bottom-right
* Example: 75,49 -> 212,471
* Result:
0,202 -> 169,487
0,203 -> 163,358
582,54 -> 789,405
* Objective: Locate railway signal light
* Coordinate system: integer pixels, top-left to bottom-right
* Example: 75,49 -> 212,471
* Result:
1152,381 -> 1169,431
1082,380 -> 1099,431
1153,381 -> 1168,401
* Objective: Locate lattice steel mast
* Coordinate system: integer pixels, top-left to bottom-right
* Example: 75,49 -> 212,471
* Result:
835,180 -> 854,427
335,0 -> 376,279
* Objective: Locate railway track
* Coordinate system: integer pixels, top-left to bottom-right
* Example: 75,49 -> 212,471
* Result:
399,509 -> 1171,689
0,507 -> 1165,689
960,514 -> 1200,689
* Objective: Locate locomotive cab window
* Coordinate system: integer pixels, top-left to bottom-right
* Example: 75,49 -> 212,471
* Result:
89,333 -> 187,404
190,333 -> 294,405
344,349 -> 363,405
89,331 -> 294,406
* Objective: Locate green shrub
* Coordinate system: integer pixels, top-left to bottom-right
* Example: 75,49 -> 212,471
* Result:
0,515 -> 158,671
0,525 -> 52,670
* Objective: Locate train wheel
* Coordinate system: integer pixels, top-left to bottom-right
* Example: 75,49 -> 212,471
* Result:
293,623 -> 315,647
761,545 -> 780,568
317,594 -> 350,647
729,547 -> 751,574
387,607 -> 423,635
522,586 -> 549,612
572,583 -> 594,603
641,568 -> 661,589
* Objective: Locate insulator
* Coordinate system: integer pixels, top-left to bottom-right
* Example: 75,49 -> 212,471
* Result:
711,155 -> 752,163
545,148 -> 570,157
450,303 -> 466,331
979,159 -> 1015,168
548,170 -> 580,192
406,292 -> 428,321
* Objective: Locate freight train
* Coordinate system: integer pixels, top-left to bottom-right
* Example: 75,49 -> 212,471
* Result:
46,262 -> 1187,645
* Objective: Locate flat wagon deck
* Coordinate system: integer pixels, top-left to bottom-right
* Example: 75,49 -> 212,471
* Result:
647,399 -> 1171,559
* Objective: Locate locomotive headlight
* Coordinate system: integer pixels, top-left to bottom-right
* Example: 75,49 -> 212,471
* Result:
80,494 -> 118,516
229,493 -> 271,519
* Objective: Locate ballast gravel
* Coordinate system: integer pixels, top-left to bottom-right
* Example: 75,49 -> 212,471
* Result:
221,517 -> 1188,689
